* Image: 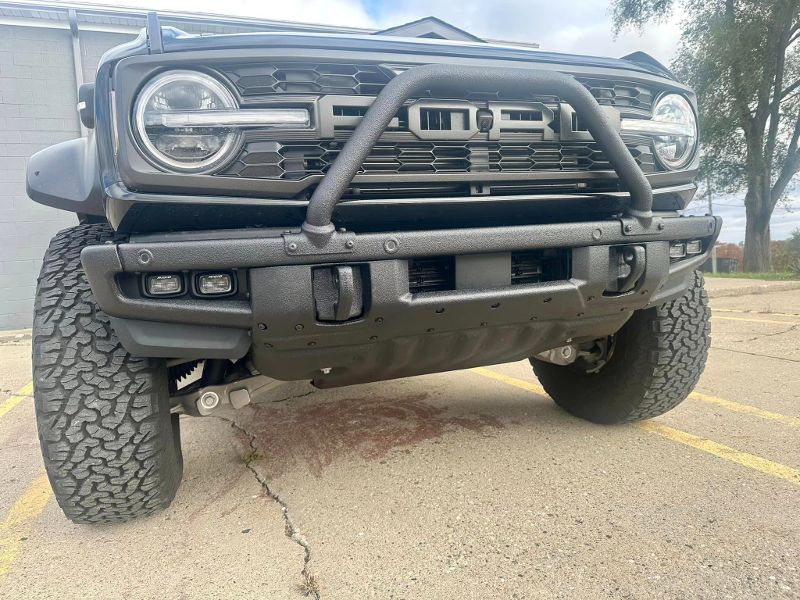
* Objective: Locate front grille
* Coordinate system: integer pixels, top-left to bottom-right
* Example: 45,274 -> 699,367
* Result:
226,63 -> 392,96
408,257 -> 455,293
216,61 -> 661,199
221,140 -> 655,179
408,250 -> 571,294
511,249 -> 571,284
222,63 -> 654,111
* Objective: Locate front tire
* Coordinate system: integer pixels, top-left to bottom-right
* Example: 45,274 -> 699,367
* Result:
531,271 -> 710,424
33,224 -> 183,523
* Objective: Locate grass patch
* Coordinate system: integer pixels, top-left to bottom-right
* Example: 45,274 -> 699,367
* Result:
298,571 -> 320,597
241,448 -> 261,465
704,272 -> 800,281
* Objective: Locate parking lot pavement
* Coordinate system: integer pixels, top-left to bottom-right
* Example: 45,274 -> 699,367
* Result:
1,283 -> 798,599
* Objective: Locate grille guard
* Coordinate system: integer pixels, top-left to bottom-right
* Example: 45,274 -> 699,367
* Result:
301,63 -> 654,242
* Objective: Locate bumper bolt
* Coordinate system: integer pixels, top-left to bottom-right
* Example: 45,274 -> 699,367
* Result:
198,392 -> 220,412
375,317 -> 384,324
384,238 -> 399,254
137,249 -> 153,265
257,323 -> 267,330
288,242 -> 298,252
295,324 -> 304,331
345,240 -> 355,249
624,224 -> 633,233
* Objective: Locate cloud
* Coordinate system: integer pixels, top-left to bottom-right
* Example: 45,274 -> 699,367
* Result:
93,0 -> 378,28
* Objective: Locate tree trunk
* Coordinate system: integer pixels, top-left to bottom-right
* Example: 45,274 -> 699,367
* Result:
743,187 -> 772,272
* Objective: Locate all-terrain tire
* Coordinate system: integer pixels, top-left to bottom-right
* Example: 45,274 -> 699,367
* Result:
530,270 -> 710,424
32,223 -> 183,523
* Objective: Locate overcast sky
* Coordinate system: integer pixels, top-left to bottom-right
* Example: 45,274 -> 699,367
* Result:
90,0 -> 799,242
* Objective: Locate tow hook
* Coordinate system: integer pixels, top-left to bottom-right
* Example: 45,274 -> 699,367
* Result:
175,374 -> 282,416
608,244 -> 646,294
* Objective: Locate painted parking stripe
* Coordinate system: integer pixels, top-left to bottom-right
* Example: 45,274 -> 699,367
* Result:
689,391 -> 800,428
471,367 -> 800,485
0,382 -> 33,420
638,421 -> 800,486
0,473 -> 52,584
473,368 -> 800,428
471,367 -> 547,395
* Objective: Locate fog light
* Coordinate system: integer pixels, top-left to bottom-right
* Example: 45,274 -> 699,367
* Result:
146,273 -> 183,296
669,242 -> 686,259
685,240 -> 703,255
197,273 -> 233,295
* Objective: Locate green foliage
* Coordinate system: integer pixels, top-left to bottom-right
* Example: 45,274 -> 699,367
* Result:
776,227 -> 800,272
612,0 -> 677,34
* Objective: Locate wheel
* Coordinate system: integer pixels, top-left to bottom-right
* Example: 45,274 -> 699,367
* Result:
33,224 -> 183,523
530,271 -> 710,424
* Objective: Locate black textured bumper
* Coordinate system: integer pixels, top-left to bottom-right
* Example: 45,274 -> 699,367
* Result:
82,214 -> 720,386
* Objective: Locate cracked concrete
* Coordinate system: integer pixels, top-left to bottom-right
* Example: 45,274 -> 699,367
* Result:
217,413 -> 320,599
0,282 -> 798,599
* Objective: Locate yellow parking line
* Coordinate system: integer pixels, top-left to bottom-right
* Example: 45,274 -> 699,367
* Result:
0,473 -> 52,583
712,315 -> 800,325
471,367 -> 547,395
473,368 -> 800,428
689,391 -> 800,428
471,367 -> 800,485
638,421 -> 800,486
0,382 -> 34,420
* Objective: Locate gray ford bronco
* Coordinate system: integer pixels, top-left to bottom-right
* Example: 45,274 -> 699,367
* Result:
27,14 -> 719,523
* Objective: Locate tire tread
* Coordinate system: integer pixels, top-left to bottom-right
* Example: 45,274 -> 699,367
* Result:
32,223 -> 182,524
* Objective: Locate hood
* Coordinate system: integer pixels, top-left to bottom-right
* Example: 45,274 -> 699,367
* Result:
155,28 -> 674,79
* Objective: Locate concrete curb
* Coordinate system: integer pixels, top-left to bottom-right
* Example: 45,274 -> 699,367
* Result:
0,328 -> 31,342
705,280 -> 800,299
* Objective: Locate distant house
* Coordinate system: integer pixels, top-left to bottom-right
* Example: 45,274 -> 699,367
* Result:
701,243 -> 742,273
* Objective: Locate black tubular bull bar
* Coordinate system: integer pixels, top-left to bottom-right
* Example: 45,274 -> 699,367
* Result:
301,63 -> 654,241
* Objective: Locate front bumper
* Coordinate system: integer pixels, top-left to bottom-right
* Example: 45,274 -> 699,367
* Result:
82,214 -> 720,387
76,60 -> 716,387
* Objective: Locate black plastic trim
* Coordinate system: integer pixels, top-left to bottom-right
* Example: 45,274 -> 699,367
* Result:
80,215 -> 721,328
27,136 -> 105,216
110,316 -> 250,359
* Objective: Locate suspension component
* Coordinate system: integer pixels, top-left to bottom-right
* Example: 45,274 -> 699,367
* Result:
174,374 -> 282,416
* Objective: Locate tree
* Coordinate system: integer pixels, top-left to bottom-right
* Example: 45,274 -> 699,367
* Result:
612,0 -> 800,271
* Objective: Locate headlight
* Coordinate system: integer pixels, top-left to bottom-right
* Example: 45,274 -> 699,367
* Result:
651,94 -> 697,170
133,70 -> 241,173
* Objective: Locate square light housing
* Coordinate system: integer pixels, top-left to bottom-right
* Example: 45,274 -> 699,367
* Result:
197,272 -> 233,296
685,240 -> 703,255
669,242 -> 686,259
145,273 -> 183,296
